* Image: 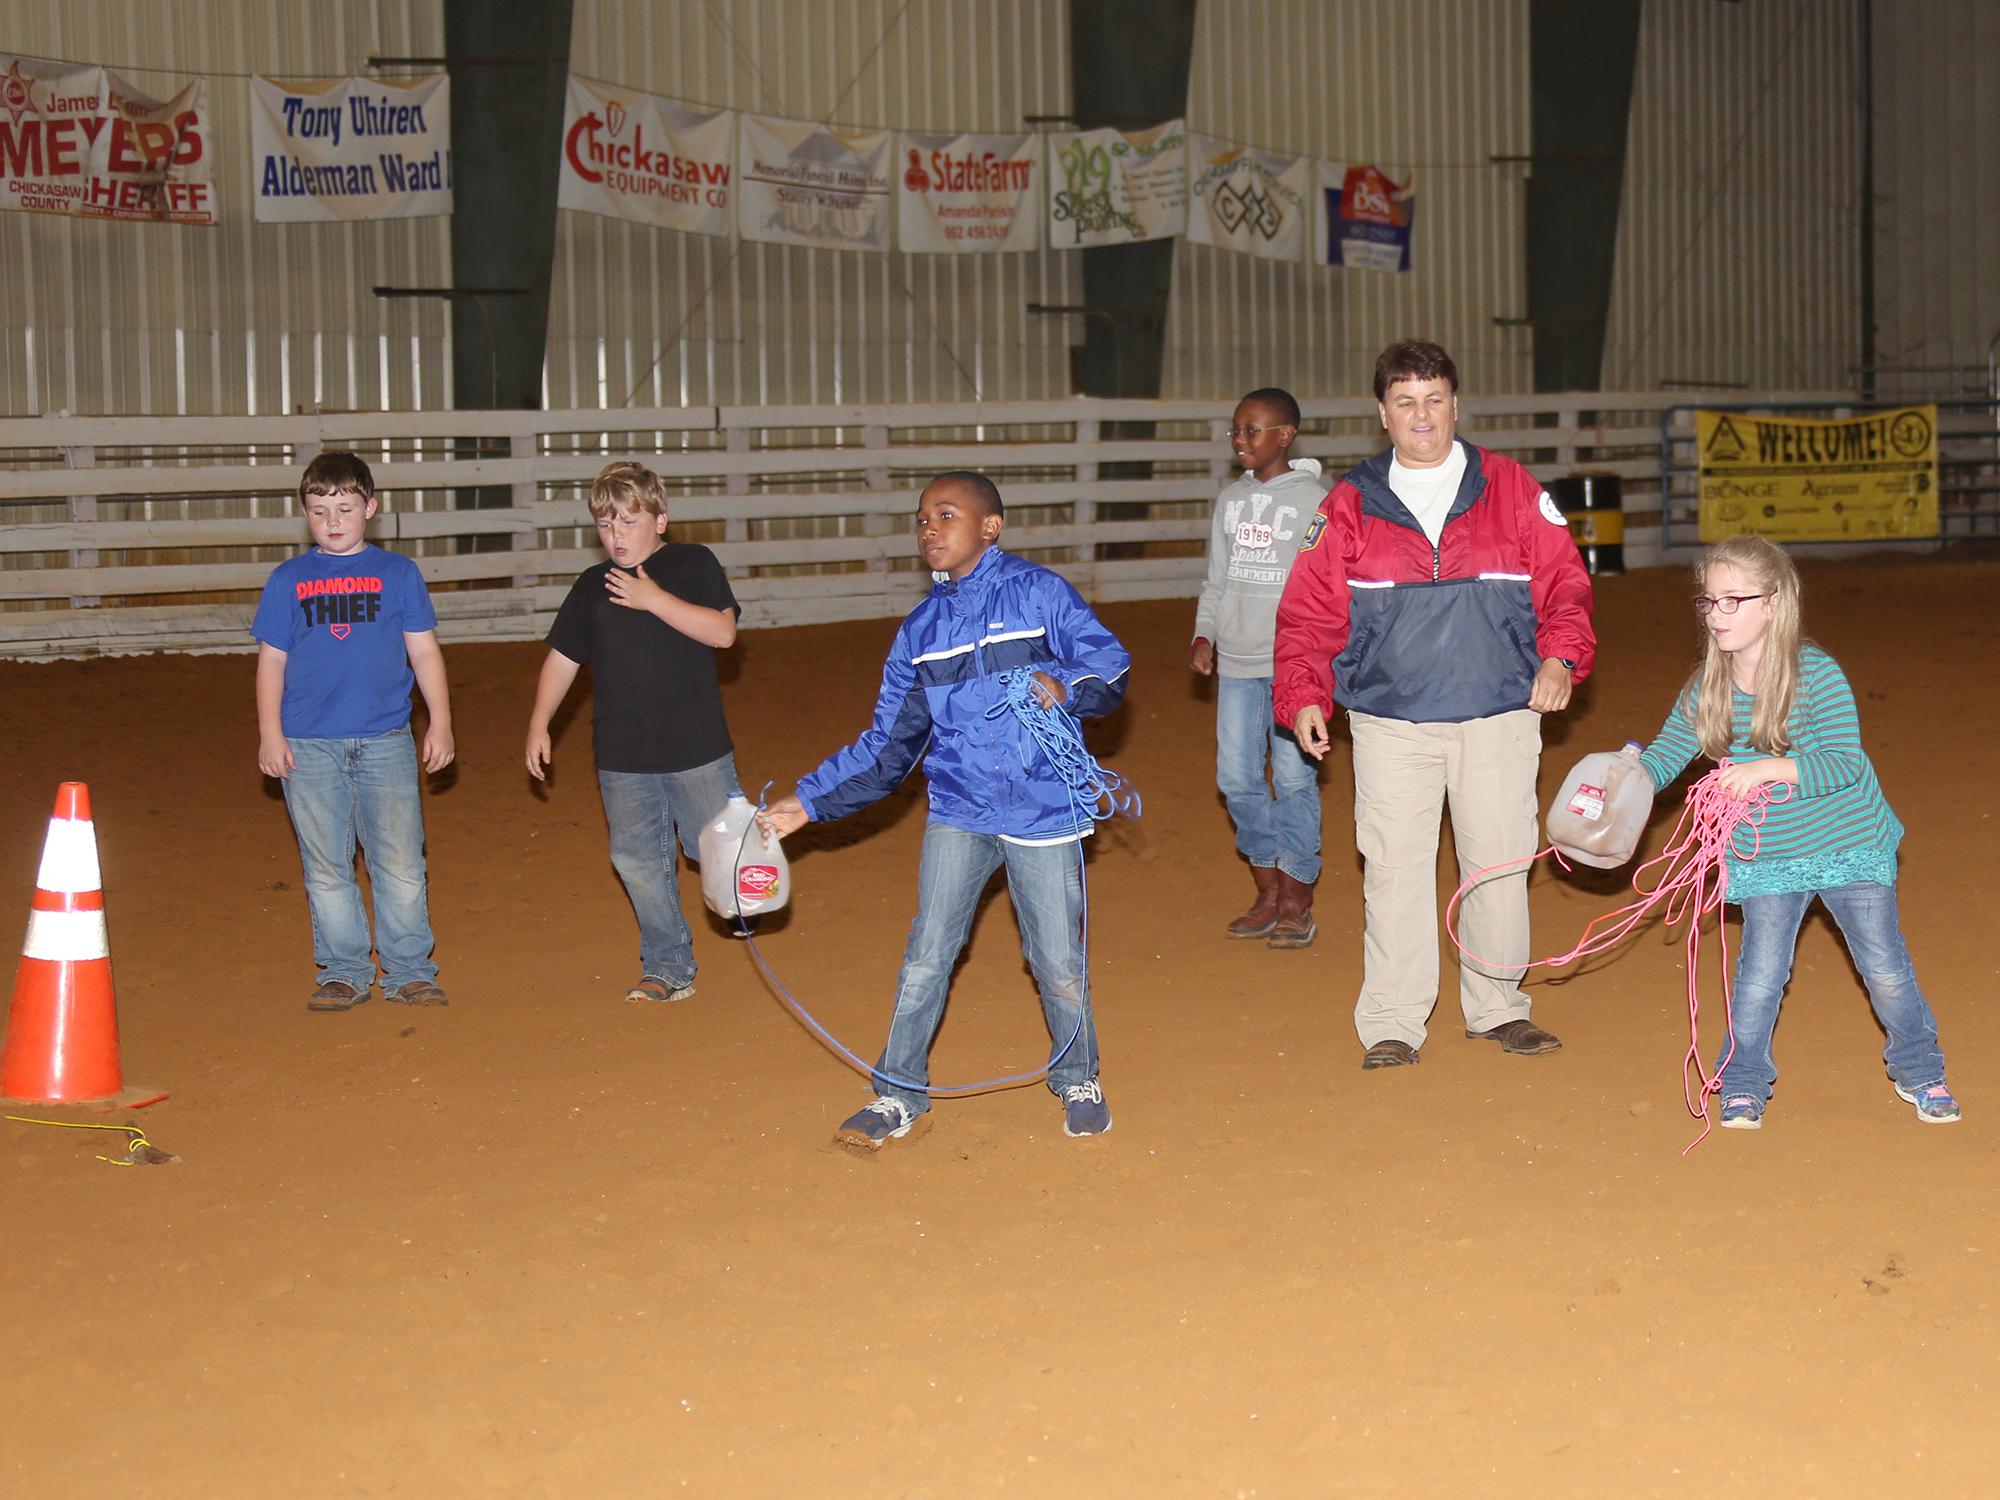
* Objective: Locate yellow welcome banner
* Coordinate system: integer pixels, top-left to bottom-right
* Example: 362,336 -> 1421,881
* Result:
1695,406 -> 1939,542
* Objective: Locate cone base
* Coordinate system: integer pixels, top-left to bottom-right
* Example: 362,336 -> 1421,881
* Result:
1,1083 -> 166,1112
3,954 -> 123,1102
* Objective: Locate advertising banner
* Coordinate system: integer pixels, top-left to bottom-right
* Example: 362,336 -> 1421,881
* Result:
1695,406 -> 1940,542
1187,135 -> 1308,261
896,130 -> 1040,253
737,113 -> 892,251
558,76 -> 732,236
0,53 -> 213,222
250,74 -> 450,223
1047,118 -> 1187,248
1316,161 -> 1414,272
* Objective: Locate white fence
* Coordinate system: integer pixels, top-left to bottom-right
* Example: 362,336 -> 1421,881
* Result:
0,391 -> 1848,660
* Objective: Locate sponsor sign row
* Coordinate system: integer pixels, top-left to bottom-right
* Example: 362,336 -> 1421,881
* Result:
1,52 -> 1415,268
562,79 -> 1416,268
1,53 -> 446,224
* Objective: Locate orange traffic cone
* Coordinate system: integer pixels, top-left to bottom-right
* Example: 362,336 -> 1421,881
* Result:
2,783 -> 156,1107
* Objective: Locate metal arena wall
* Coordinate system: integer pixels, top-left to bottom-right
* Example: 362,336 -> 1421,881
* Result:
1,1 -> 1990,418
1,0 -> 453,419
1603,0 -> 1864,393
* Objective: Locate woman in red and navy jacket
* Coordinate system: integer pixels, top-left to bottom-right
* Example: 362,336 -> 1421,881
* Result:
1274,340 -> 1596,1071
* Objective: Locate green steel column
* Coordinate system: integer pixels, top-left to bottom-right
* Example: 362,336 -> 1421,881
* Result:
444,0 -> 573,410
1069,0 -> 1198,400
1526,0 -> 1641,392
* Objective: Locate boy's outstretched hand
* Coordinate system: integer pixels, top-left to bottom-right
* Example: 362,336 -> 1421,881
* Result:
1029,670 -> 1068,709
759,794 -> 810,840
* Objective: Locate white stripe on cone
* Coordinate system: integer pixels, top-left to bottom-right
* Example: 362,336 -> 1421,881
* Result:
35,819 -> 103,895
22,908 -> 110,962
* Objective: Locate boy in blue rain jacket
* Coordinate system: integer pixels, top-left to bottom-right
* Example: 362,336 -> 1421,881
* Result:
761,471 -> 1131,1151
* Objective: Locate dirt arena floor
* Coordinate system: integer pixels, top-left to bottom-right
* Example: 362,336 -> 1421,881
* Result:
3,553 -> 1997,1499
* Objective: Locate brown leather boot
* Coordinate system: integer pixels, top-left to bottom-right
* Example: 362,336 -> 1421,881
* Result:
1269,871 -> 1317,949
1225,865 -> 1282,938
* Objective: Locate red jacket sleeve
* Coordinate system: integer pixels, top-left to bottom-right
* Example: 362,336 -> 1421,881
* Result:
1272,489 -> 1350,729
1524,481 -> 1598,682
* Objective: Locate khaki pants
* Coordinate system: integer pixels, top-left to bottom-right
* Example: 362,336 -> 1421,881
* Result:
1348,709 -> 1542,1049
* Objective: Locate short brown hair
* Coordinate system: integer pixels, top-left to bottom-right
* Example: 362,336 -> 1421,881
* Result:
588,461 -> 667,519
927,469 -> 1004,518
300,451 -> 375,503
1373,340 -> 1459,401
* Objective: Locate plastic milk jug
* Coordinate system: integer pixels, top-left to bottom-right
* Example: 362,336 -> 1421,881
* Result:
1546,742 -> 1654,869
699,795 -> 792,920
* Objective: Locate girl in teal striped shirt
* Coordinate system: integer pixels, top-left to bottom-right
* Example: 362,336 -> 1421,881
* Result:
1639,535 -> 1958,1129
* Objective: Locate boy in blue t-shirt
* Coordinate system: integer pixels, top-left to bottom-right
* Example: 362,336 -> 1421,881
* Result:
525,461 -> 742,1005
252,452 -> 455,1012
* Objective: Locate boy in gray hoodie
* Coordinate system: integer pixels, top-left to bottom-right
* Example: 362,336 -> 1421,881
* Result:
1191,388 -> 1325,947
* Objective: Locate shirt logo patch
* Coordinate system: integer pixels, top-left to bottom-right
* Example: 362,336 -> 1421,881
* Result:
1234,520 -> 1275,549
1537,490 -> 1568,527
1298,511 -> 1327,552
329,623 -> 352,640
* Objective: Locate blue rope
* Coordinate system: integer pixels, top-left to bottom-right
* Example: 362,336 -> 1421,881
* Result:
733,669 -> 1139,1098
985,669 -> 1141,824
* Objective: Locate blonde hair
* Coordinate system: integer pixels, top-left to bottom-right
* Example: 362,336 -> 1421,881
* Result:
1681,534 -> 1804,759
588,461 -> 667,519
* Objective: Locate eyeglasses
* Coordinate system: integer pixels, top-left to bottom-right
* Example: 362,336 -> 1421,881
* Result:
1693,593 -> 1770,616
1226,424 -> 1293,440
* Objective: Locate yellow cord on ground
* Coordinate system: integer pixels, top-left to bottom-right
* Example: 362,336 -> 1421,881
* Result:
5,1113 -> 154,1165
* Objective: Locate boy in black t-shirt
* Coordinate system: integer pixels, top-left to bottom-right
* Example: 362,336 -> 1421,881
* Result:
526,462 -> 743,1003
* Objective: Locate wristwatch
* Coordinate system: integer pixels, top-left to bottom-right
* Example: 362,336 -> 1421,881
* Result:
1554,657 -> 1576,671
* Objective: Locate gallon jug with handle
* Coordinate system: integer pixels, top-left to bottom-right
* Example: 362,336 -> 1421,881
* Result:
1546,742 -> 1654,869
698,794 -> 792,920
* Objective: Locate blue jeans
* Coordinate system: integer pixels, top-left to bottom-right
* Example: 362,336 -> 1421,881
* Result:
1216,674 -> 1321,883
1723,881 -> 1946,1104
283,728 -> 437,992
598,754 -> 741,986
875,822 -> 1100,1114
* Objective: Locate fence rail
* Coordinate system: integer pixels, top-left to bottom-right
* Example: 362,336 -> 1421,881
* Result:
0,389 -> 1889,659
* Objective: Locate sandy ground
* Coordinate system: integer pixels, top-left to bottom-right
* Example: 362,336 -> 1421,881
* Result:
3,554 -> 1998,1500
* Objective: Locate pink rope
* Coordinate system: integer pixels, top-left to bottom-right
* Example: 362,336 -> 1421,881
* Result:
1444,768 -> 1789,1153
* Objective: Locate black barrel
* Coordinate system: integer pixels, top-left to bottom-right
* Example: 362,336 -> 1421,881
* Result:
1549,472 -> 1624,575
